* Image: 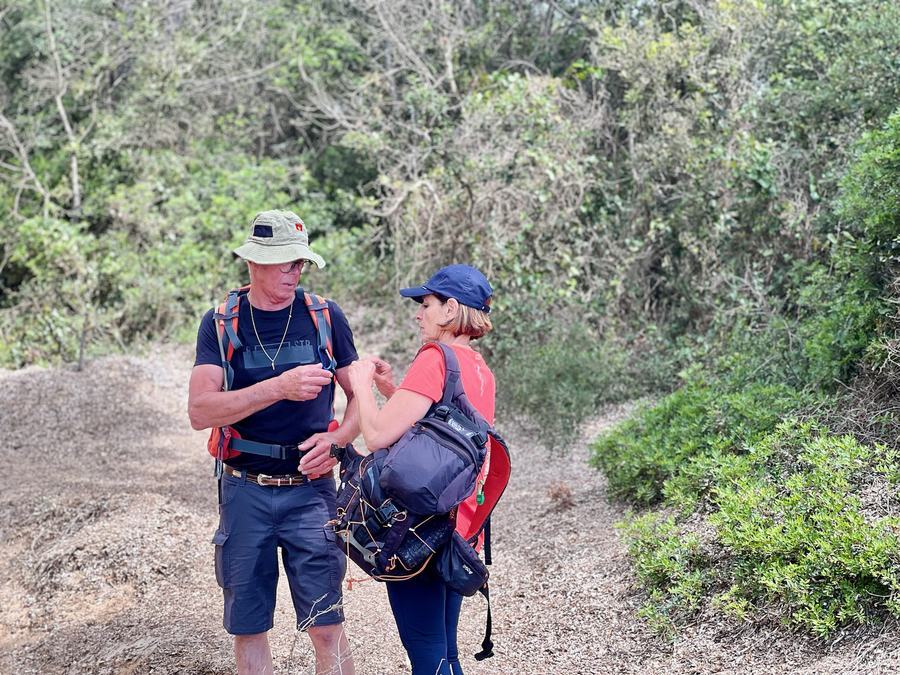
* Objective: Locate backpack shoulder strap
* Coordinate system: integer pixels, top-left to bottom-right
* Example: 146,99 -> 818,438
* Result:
434,342 -> 462,407
302,289 -> 337,372
212,285 -> 249,389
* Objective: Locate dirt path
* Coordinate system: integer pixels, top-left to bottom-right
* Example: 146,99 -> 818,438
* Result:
1,347 -> 898,674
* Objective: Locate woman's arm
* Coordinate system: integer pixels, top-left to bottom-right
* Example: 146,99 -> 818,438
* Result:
348,359 -> 433,450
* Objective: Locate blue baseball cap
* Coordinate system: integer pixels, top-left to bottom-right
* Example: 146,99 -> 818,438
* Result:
399,264 -> 493,313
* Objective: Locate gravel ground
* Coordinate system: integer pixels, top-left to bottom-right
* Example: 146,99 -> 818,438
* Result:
1,345 -> 899,674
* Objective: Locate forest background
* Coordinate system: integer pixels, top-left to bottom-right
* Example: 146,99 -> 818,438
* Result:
1,0 -> 899,641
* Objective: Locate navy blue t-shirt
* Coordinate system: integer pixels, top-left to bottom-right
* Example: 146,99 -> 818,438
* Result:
194,289 -> 358,475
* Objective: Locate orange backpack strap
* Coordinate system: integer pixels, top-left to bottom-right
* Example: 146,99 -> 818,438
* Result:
303,291 -> 336,372
208,285 -> 250,475
212,285 -> 249,388
303,290 -> 338,426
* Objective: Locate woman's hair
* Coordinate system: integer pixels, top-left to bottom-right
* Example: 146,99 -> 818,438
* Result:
435,293 -> 493,339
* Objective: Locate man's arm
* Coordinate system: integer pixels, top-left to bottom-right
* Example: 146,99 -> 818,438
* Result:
297,363 -> 360,475
187,363 -> 334,430
332,363 -> 361,444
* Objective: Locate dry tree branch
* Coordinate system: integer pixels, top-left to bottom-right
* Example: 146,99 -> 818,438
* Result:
287,594 -> 356,675
181,59 -> 287,92
370,0 -> 438,87
294,56 -> 370,134
42,0 -> 81,215
0,112 -> 52,216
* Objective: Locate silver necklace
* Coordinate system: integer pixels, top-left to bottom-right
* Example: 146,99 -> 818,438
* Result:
249,299 -> 293,370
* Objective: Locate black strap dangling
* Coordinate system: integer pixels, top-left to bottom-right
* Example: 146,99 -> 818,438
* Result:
473,583 -> 494,661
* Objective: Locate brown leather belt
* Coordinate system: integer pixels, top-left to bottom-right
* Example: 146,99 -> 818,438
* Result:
223,464 -> 313,486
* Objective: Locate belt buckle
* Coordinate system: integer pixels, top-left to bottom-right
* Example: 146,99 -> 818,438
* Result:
256,472 -> 271,486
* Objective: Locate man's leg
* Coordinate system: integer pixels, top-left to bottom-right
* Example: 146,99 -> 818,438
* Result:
234,632 -> 274,675
308,624 -> 355,675
278,480 -> 353,673
216,475 -> 280,670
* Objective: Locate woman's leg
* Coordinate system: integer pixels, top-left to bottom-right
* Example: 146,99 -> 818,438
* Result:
445,589 -> 464,675
386,571 -> 451,675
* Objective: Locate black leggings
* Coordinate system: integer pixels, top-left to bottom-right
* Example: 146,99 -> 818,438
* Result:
386,568 -> 465,674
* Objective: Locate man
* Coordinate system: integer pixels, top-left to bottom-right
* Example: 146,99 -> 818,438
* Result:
188,210 -> 358,675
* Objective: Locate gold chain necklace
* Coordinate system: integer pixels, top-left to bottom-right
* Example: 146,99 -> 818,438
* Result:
249,299 -> 293,370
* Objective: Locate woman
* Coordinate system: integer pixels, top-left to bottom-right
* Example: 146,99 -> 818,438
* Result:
347,264 -> 495,675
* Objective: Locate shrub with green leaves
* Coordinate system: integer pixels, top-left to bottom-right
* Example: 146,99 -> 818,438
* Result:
620,513 -> 712,638
0,143 -> 363,366
799,111 -> 900,385
493,324 -> 674,452
608,414 -> 900,638
710,422 -> 900,636
591,378 -> 813,506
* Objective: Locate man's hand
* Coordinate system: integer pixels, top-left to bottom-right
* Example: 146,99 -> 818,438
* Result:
298,432 -> 341,477
277,364 -> 333,401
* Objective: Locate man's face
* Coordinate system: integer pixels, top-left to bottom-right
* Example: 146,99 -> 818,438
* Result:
248,260 -> 303,302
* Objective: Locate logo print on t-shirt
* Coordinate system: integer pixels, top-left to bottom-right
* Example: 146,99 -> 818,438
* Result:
242,340 -> 315,370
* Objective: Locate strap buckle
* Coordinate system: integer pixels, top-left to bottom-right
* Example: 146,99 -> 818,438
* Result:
329,444 -> 346,462
256,472 -> 272,486
432,405 -> 451,421
278,444 -> 303,461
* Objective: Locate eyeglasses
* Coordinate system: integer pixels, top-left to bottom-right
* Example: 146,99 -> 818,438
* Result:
278,259 -> 307,274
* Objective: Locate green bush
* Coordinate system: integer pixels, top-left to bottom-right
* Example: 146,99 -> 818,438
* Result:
710,422 -> 900,636
615,420 -> 900,637
591,378 -> 813,506
620,513 -> 712,637
0,216 -> 99,365
0,143 -> 365,366
798,111 -> 900,385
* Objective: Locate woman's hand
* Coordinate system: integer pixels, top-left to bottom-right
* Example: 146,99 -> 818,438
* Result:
370,356 -> 397,398
347,359 -> 376,394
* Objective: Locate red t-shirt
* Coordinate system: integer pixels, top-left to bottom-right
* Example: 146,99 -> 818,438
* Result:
398,342 -> 495,543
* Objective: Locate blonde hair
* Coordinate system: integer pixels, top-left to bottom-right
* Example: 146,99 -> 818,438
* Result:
438,296 -> 493,339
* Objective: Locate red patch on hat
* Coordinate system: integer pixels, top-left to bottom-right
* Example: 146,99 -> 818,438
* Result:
295,222 -> 303,232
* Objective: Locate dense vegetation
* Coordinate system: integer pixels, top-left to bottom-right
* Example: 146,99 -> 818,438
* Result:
594,112 -> 900,636
2,0 -> 898,639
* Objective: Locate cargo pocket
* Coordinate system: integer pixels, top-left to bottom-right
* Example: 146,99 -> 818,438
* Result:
212,529 -> 230,588
323,526 -> 343,586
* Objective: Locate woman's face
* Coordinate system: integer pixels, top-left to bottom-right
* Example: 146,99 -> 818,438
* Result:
415,294 -> 453,342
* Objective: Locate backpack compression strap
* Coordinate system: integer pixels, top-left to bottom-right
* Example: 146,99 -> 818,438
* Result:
474,583 -> 494,661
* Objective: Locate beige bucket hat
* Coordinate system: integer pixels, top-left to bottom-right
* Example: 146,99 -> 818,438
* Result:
233,210 -> 326,268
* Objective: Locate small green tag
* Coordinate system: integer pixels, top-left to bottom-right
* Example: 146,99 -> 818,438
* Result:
476,492 -> 485,505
